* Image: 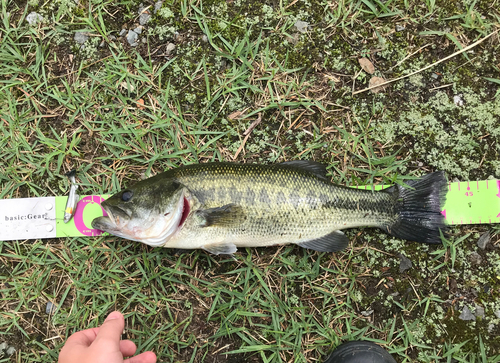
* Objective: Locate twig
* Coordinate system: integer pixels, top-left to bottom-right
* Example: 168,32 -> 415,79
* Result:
243,115 -> 262,136
429,83 -> 454,91
233,113 -> 262,159
389,43 -> 432,70
353,30 -> 498,95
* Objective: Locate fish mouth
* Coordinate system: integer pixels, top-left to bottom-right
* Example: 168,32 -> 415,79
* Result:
91,215 -> 114,231
91,204 -> 127,233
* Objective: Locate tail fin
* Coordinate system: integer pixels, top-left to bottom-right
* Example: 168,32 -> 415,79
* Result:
382,171 -> 448,244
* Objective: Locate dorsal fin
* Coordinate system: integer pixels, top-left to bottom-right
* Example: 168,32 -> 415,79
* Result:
279,160 -> 329,180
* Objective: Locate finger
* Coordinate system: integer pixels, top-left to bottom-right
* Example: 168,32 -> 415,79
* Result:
93,311 -> 124,346
58,327 -> 100,362
65,327 -> 100,347
124,351 -> 157,363
120,339 -> 137,357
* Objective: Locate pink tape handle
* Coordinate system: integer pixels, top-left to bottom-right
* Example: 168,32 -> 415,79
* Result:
73,196 -> 108,236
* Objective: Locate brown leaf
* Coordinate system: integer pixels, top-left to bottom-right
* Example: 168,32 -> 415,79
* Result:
358,57 -> 375,74
136,98 -> 145,110
228,111 -> 244,120
369,76 -> 388,93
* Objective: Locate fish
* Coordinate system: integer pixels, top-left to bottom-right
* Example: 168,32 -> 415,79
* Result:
91,161 -> 447,255
63,170 -> 80,224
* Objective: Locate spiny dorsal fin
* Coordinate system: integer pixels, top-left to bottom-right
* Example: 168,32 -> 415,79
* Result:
196,204 -> 246,227
279,160 -> 328,180
297,230 -> 349,252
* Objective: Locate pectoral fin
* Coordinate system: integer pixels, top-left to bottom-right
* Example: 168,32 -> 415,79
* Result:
297,230 -> 349,252
196,204 -> 246,227
202,242 -> 238,255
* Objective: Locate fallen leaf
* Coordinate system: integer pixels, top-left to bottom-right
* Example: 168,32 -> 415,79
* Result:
369,76 -> 388,93
358,57 -> 375,74
136,98 -> 145,110
119,81 -> 135,91
294,20 -> 309,33
228,111 -> 243,120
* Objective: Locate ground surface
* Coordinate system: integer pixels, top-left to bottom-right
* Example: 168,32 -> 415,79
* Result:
1,0 -> 500,362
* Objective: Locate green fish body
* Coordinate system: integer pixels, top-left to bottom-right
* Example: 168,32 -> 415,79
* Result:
92,161 -> 447,254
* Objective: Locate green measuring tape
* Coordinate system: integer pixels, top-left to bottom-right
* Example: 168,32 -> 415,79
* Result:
442,179 -> 500,225
0,180 -> 498,241
352,179 -> 499,225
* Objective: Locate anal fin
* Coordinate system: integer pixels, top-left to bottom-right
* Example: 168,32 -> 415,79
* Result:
297,230 -> 349,252
202,242 -> 238,255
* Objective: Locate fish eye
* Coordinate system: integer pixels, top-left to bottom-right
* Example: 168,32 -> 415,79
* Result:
121,190 -> 133,202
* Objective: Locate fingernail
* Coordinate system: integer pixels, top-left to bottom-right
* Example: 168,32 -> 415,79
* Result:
106,311 -> 122,321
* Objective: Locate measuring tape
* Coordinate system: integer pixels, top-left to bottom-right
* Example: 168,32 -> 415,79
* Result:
0,180 -> 498,241
443,179 -> 500,224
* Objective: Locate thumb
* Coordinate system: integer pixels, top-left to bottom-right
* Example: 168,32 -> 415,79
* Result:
93,311 -> 125,346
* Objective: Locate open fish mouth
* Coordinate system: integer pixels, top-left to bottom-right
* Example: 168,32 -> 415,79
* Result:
91,203 -> 128,232
91,208 -> 118,233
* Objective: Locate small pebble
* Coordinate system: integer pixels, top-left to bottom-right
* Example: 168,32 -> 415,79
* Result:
431,73 -> 439,79
0,342 -> 7,351
453,94 -> 464,107
395,24 -> 405,31
495,310 -> 500,319
294,20 -> 309,33
109,35 -> 116,41
126,30 -> 139,46
398,253 -> 412,273
469,251 -> 482,265
477,231 -> 490,250
488,323 -> 495,333
138,4 -> 151,25
134,26 -> 143,34
360,309 -> 374,316
202,34 -> 209,43
26,12 -> 43,25
6,347 -> 15,356
119,29 -> 127,37
46,301 -> 56,314
475,306 -> 485,318
459,306 -> 475,321
154,0 -> 163,12
166,43 -> 176,55
74,32 -> 89,44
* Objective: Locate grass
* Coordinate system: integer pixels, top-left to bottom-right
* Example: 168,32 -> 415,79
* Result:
1,0 -> 500,362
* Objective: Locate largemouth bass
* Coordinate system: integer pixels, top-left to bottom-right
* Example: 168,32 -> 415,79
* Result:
92,161 -> 447,255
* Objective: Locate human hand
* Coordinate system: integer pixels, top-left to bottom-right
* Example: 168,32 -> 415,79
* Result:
58,311 -> 157,363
